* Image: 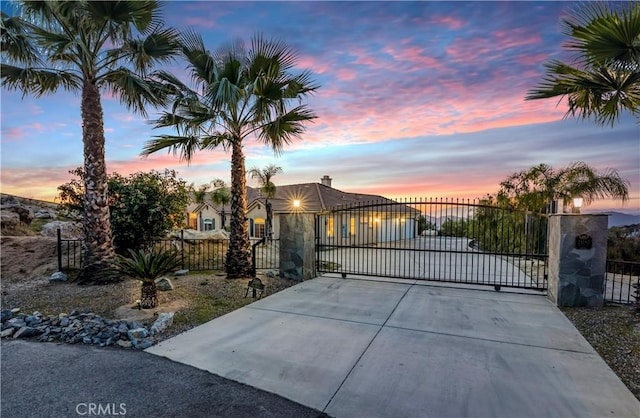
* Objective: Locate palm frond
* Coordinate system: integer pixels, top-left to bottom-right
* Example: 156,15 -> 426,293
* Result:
101,68 -> 167,116
116,25 -> 180,74
142,134 -> 203,162
1,12 -> 40,65
111,248 -> 181,283
0,64 -> 81,95
257,105 -> 317,154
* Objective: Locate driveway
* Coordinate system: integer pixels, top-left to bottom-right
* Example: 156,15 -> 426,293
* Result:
147,275 -> 639,418
1,339 -> 325,418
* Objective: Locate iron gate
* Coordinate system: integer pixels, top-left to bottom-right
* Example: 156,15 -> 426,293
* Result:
315,198 -> 548,290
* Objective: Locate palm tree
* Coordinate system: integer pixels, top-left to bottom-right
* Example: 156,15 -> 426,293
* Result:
142,33 -> 319,279
111,249 -> 181,309
497,161 -> 630,213
210,179 -> 231,230
1,1 -> 179,283
527,2 -> 640,126
249,164 -> 282,241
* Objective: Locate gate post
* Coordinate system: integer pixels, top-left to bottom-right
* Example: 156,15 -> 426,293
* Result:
547,214 -> 608,308
279,213 -> 316,281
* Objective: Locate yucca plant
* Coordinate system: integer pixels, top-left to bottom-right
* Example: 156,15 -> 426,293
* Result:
112,249 -> 181,309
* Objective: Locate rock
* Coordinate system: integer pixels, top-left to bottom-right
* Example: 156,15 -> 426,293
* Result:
34,209 -> 56,219
127,328 -> 149,340
0,211 -> 20,230
150,312 -> 174,335
1,310 -> 13,322
1,205 -> 34,225
127,321 -> 144,330
10,308 -> 20,314
40,221 -> 83,239
131,338 -> 154,349
116,340 -> 132,349
174,269 -> 189,276
1,328 -> 15,338
50,271 -> 69,283
13,326 -> 39,339
59,317 -> 70,327
6,318 -> 26,329
155,277 -> 174,291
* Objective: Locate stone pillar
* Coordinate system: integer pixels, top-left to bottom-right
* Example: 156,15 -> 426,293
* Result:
279,213 -> 316,281
547,214 -> 608,307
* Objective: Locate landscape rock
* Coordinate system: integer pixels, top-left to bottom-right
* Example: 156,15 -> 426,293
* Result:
0,308 -> 162,350
174,269 -> 189,276
155,277 -> 174,291
50,271 -> 69,283
1,328 -> 15,338
150,312 -> 174,335
127,328 -> 149,340
34,209 -> 56,219
1,205 -> 34,225
0,211 -> 21,230
40,221 -> 83,239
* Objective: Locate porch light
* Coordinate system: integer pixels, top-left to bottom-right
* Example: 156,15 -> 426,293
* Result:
293,199 -> 301,208
572,198 -> 583,213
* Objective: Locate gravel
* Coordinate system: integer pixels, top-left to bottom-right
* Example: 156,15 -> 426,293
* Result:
562,304 -> 640,401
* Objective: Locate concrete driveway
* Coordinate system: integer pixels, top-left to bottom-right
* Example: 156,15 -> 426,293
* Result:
147,275 -> 639,418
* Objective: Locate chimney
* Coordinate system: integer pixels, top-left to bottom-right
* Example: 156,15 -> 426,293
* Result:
321,175 -> 332,188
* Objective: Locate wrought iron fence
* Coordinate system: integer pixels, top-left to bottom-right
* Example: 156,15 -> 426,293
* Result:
316,198 -> 548,290
604,260 -> 640,305
56,229 -> 279,273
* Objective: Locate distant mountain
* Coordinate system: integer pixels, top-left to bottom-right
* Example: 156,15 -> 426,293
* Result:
599,212 -> 640,228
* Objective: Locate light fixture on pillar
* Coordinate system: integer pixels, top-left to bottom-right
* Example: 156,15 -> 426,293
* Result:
572,197 -> 583,214
293,199 -> 301,208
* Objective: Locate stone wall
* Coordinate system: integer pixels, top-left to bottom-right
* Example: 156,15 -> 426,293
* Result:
279,213 -> 316,281
548,214 -> 608,307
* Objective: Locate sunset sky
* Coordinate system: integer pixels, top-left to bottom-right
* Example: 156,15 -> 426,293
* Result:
1,1 -> 639,213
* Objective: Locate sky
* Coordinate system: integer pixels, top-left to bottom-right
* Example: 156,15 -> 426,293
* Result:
1,1 -> 639,214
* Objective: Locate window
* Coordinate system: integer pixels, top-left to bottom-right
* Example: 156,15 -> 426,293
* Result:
327,217 -> 334,237
188,213 -> 197,230
350,217 -> 356,235
253,218 -> 265,238
203,219 -> 214,231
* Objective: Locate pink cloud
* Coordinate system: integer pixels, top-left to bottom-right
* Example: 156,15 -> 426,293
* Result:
184,17 -> 217,29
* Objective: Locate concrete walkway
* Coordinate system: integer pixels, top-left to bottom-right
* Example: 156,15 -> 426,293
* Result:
147,275 -> 640,418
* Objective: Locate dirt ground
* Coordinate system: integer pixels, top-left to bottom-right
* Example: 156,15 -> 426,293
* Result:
0,235 -> 296,332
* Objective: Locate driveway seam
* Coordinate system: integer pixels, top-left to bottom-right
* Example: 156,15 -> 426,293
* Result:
244,305 -> 386,327
382,324 -> 595,355
320,283 -> 415,413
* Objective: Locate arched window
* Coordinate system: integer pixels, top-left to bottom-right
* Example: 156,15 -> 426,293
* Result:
203,218 -> 214,231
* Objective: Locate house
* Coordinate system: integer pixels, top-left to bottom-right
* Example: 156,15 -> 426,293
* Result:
186,176 -> 419,244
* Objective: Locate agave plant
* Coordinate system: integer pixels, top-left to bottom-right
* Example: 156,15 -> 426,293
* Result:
112,249 -> 181,309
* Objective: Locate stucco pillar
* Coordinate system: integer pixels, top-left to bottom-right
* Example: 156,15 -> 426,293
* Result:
547,214 -> 608,307
279,213 -> 316,281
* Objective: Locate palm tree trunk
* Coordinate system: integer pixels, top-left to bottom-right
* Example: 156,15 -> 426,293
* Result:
77,78 -> 115,283
226,139 -> 252,278
140,281 -> 158,309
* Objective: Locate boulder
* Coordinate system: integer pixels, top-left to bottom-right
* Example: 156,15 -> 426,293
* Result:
1,205 -> 34,225
34,209 -> 56,219
50,271 -> 69,283
0,211 -> 20,230
150,312 -> 174,335
40,221 -> 83,239
155,277 -> 174,291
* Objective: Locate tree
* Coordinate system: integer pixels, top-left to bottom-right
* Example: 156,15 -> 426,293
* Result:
249,164 -> 282,240
142,33 -> 319,279
527,2 -> 640,126
1,1 -> 180,282
111,249 -> 181,308
58,169 -> 191,259
210,179 -> 231,231
495,161 -> 630,213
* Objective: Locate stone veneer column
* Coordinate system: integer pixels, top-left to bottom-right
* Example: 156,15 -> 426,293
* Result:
279,213 -> 316,281
547,214 -> 608,308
